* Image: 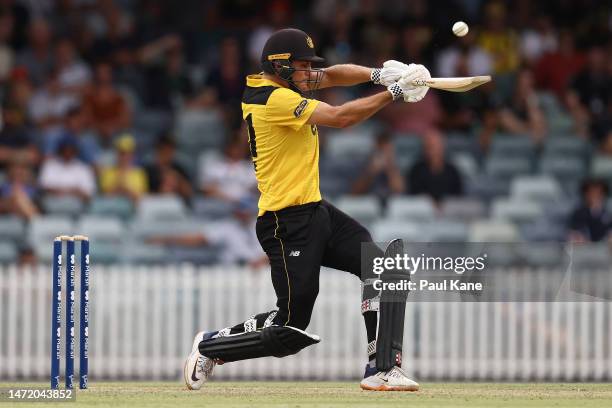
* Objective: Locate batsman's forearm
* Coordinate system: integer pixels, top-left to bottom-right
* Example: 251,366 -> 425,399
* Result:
336,91 -> 393,127
322,64 -> 373,87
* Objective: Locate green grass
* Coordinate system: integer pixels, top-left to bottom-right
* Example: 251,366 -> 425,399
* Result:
2,382 -> 612,407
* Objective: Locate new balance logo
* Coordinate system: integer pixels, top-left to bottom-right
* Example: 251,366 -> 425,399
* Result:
289,251 -> 301,257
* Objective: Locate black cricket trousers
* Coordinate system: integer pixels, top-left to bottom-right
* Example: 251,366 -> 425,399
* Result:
226,199 -> 380,334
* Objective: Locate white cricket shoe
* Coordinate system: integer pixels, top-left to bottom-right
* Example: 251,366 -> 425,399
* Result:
360,366 -> 419,391
184,331 -> 217,390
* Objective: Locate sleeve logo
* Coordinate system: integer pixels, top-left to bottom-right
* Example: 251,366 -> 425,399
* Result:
294,99 -> 309,118
306,36 -> 314,48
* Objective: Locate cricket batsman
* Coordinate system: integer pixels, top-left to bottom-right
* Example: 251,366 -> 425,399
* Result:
184,28 -> 430,391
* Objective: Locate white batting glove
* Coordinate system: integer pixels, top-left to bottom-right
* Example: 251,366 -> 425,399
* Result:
371,60 -> 410,86
398,64 -> 431,103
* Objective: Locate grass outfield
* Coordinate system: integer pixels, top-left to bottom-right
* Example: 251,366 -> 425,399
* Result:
2,382 -> 612,407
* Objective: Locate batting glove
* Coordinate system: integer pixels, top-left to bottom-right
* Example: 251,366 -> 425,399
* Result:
371,60 -> 410,86
399,64 -> 431,103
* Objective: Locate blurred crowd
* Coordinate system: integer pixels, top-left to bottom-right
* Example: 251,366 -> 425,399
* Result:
0,0 -> 611,264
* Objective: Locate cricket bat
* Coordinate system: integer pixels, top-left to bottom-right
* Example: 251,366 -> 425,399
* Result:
412,75 -> 491,92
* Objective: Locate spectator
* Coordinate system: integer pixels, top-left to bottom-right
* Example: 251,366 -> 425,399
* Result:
54,38 -> 91,94
143,39 -> 194,111
28,69 -> 78,132
406,130 -> 463,203
0,159 -> 39,219
568,179 -> 612,243
534,31 -> 585,98
0,9 -> 15,85
565,46 -> 611,139
498,68 -> 547,143
351,131 -> 404,198
0,99 -> 38,170
148,198 -> 267,267
519,15 -> 558,65
99,134 -> 148,201
199,137 -> 257,204
477,1 -> 520,75
437,31 -> 493,79
83,61 -> 131,140
144,135 -> 192,199
15,18 -> 53,86
38,136 -> 96,200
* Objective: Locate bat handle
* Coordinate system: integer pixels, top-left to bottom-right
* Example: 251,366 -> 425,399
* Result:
411,79 -> 429,87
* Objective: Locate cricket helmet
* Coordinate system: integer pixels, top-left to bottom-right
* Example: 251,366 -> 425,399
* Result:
261,28 -> 325,95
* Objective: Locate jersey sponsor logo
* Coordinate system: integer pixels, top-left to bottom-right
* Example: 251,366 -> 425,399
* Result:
306,36 -> 314,48
294,100 -> 309,118
289,250 -> 301,257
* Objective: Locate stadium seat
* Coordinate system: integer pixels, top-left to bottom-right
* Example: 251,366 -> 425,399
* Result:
192,196 -> 233,219
387,196 -> 436,221
426,219 -> 468,242
0,241 -> 17,263
469,220 -> 519,242
441,198 -> 486,221
445,132 -> 476,156
485,156 -> 532,179
137,195 -> 187,220
169,245 -> 221,265
0,216 -> 25,241
590,155 -> 612,180
29,216 -> 74,245
451,153 -> 478,179
521,219 -> 566,242
465,174 -> 510,201
510,176 -> 562,203
121,242 -> 169,264
89,241 -> 122,264
539,155 -> 586,193
89,196 -> 134,219
393,135 -> 422,158
370,219 -> 425,242
175,110 -> 225,151
325,132 -> 373,160
133,109 -> 173,134
319,175 -> 351,198
570,243 -> 612,269
42,195 -> 85,216
543,137 -> 589,158
130,217 -> 204,240
490,134 -> 535,157
335,195 -> 381,226
395,154 -> 419,173
491,198 -> 543,224
77,216 -> 124,241
517,244 -> 565,267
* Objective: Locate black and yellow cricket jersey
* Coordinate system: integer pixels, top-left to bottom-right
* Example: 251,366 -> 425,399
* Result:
241,74 -> 321,215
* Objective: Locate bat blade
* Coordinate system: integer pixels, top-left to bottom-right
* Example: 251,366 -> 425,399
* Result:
412,76 -> 491,92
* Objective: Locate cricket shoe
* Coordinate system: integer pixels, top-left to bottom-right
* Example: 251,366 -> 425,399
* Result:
184,331 -> 217,390
360,365 -> 419,391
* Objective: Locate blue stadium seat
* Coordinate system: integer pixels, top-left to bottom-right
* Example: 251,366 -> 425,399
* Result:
539,155 -> 585,193
491,198 -> 543,225
570,243 -> 611,269
510,176 -> 562,203
121,242 -> 170,264
192,196 -> 233,219
89,196 -> 134,219
521,219 -> 566,241
169,246 -> 221,265
445,133 -> 477,156
370,219 -> 425,242
0,216 -> 25,241
485,156 -> 532,179
393,135 -> 422,158
175,110 -> 225,152
590,155 -> 612,180
490,134 -> 535,158
543,137 -> 589,158
42,195 -> 85,216
129,217 -> 204,240
0,241 -> 17,263
326,132 -> 373,160
426,219 -> 468,242
29,216 -> 74,245
387,196 -> 435,221
89,241 -> 122,264
469,220 -> 519,242
77,216 -> 124,241
137,194 -> 187,220
441,198 -> 486,221
335,195 -> 382,226
451,153 -> 478,179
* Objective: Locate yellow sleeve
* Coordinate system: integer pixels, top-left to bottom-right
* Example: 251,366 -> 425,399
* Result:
266,87 -> 320,131
99,168 -> 115,193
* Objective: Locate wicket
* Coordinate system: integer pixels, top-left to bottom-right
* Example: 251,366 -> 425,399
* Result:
51,235 -> 90,390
